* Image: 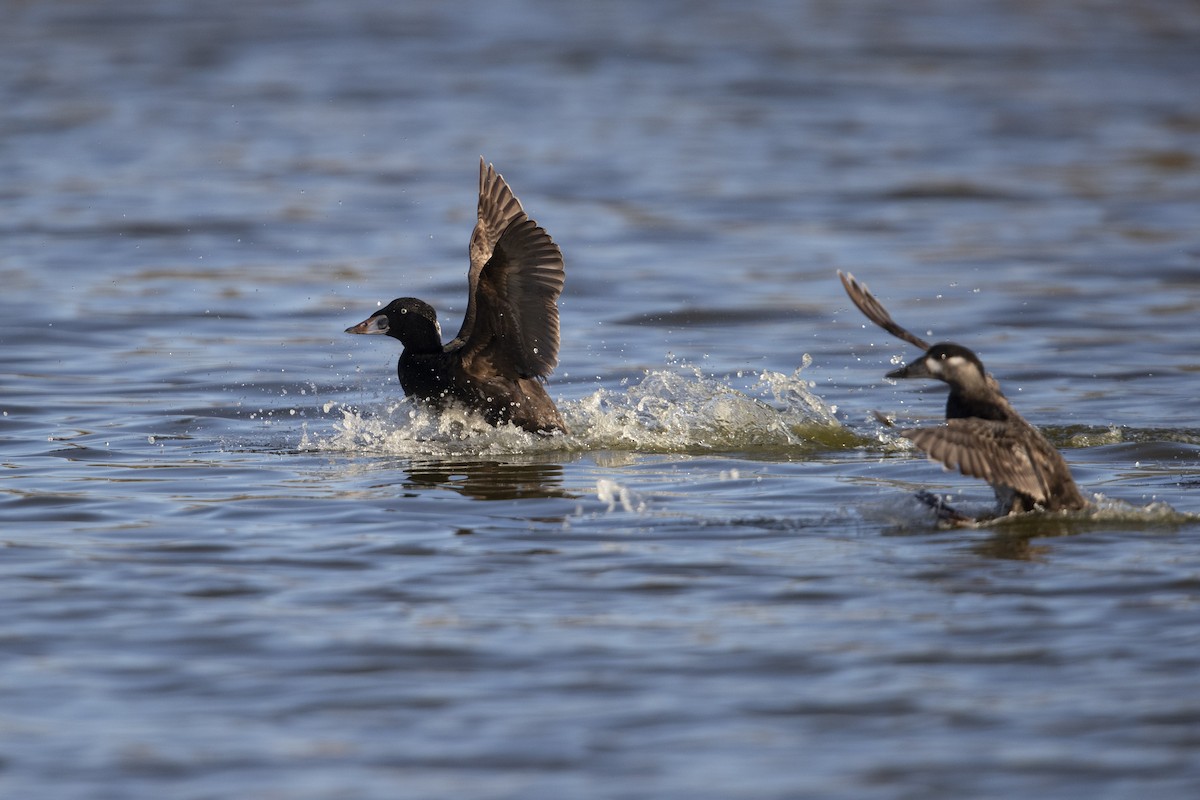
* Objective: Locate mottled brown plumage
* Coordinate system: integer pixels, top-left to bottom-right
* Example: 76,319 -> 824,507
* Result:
839,270 -> 1087,515
345,159 -> 566,434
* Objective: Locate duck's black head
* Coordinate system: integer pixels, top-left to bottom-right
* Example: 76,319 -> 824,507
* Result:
886,342 -> 988,389
345,298 -> 443,353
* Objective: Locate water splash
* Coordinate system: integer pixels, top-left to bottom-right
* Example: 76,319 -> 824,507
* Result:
595,478 -> 646,513
573,359 -> 847,454
304,397 -> 552,457
306,358 -> 855,457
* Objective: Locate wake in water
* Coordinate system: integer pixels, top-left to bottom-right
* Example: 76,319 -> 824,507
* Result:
306,357 -> 857,458
854,487 -> 1197,536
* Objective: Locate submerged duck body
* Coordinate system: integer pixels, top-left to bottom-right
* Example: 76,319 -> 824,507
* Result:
839,271 -> 1087,516
346,159 -> 567,434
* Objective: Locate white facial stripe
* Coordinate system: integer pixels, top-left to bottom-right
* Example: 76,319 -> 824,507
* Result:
926,358 -> 943,374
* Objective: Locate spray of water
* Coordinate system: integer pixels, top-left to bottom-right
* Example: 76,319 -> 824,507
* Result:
305,356 -> 859,457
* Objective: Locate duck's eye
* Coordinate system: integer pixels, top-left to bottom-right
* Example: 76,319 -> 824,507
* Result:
400,308 -> 408,315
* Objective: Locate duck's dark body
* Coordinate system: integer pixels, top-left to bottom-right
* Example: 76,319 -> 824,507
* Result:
395,339 -> 565,433
346,160 -> 566,434
839,271 -> 1087,516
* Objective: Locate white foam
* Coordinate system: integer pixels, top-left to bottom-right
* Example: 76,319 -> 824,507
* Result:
595,478 -> 645,513
306,358 -> 844,457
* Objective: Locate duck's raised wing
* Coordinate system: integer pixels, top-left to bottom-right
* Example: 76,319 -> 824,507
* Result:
469,158 -> 527,275
452,160 -> 542,353
452,215 -> 564,379
838,271 -> 931,351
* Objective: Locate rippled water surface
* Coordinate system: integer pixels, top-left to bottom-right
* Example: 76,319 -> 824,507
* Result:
4,1 -> 1200,797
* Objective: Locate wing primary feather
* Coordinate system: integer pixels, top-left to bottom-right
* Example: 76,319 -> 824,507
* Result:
838,270 -> 931,351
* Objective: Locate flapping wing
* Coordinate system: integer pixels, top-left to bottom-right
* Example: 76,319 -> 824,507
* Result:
900,419 -> 1054,504
454,159 -> 531,352
838,271 -> 931,351
469,158 -> 527,274
455,215 -> 565,378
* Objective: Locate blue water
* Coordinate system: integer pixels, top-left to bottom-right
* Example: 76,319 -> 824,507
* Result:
3,1 -> 1200,798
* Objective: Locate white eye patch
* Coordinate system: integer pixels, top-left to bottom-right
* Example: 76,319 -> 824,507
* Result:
929,354 -> 969,375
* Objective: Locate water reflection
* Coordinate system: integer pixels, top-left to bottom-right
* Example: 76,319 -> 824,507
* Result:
402,458 -> 574,502
971,529 -> 1053,562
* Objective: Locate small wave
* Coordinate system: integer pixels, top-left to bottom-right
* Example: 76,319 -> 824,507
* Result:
1065,426 -> 1124,447
1070,493 -> 1195,525
305,358 -> 856,457
1050,425 -> 1200,450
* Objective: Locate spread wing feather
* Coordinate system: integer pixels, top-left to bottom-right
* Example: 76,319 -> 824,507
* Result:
900,419 -> 1053,504
470,158 -> 526,274
456,216 -> 564,378
453,159 -> 531,350
838,270 -> 931,351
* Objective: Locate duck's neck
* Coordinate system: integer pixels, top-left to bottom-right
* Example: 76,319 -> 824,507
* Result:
397,324 -> 443,355
946,387 -> 1008,422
